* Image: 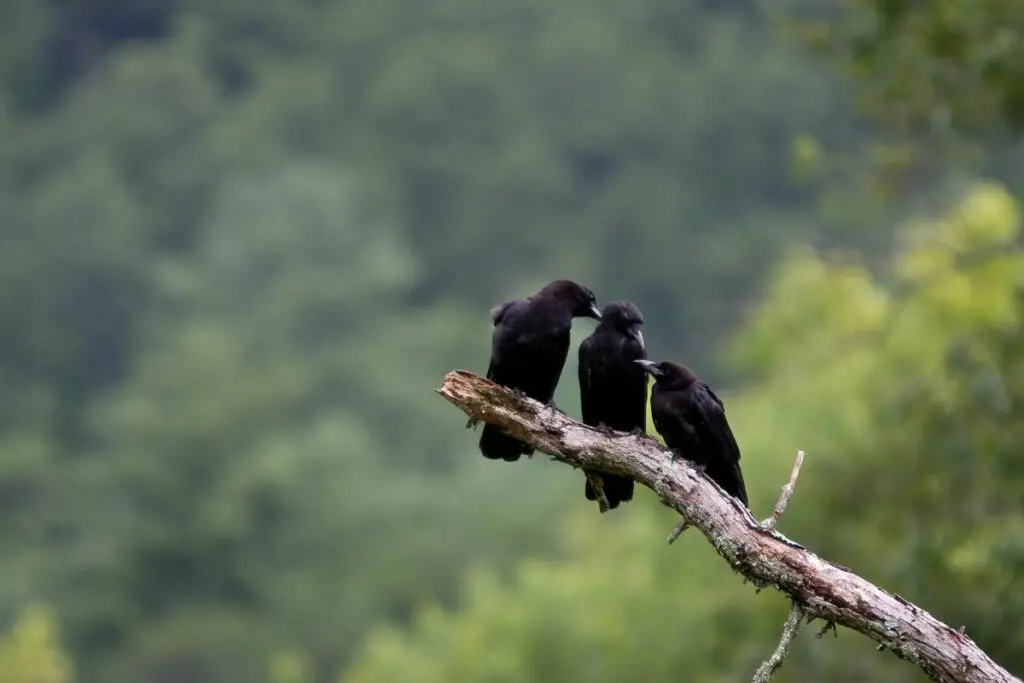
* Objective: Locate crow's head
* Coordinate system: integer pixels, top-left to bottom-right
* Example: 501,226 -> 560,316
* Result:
599,301 -> 645,349
542,280 -> 601,320
635,360 -> 697,388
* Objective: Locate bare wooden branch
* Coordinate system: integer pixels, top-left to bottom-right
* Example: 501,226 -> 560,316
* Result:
761,450 -> 805,532
752,603 -> 805,683
436,370 -> 1020,683
666,517 -> 690,544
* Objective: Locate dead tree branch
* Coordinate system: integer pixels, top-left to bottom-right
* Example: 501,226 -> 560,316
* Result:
666,517 -> 690,544
675,443 -> 802,543
436,370 -> 1020,683
762,449 -> 805,532
752,603 -> 805,683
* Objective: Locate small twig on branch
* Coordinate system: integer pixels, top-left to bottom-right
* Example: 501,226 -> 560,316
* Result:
761,450 -> 805,532
816,620 -> 838,639
437,371 -> 1022,683
752,602 -> 805,683
667,517 -> 690,544
585,470 -> 611,513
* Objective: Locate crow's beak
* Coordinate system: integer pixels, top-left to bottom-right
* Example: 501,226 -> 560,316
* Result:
634,359 -> 661,376
629,324 -> 645,350
587,302 -> 602,320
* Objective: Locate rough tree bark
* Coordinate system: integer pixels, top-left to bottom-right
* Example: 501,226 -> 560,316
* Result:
437,370 -> 1021,683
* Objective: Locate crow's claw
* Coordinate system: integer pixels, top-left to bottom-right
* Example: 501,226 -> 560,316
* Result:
509,388 -> 530,402
543,400 -> 561,419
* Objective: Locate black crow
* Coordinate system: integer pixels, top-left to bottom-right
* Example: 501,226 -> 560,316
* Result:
578,301 -> 647,509
479,280 -> 601,461
636,360 -> 748,505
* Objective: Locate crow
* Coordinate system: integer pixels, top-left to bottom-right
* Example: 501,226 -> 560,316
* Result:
577,301 -> 647,509
635,360 -> 748,505
479,280 -> 602,461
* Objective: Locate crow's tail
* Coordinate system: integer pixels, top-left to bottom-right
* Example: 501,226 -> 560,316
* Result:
479,424 -> 533,462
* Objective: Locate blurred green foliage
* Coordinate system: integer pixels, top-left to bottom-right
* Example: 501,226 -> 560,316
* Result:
0,606 -> 73,683
1,0 -> 1023,681
802,0 -> 1024,136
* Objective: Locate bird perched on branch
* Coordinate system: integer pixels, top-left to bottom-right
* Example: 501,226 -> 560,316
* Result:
577,301 -> 648,509
636,360 -> 748,505
478,279 -> 602,461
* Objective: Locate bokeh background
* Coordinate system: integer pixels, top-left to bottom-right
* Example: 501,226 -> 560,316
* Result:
2,0 -> 1023,681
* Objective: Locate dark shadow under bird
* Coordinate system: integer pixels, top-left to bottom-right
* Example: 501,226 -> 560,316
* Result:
479,279 -> 602,461
636,360 -> 748,506
578,301 -> 647,509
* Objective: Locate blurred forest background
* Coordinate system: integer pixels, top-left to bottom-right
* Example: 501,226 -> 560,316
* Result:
2,0 -> 1023,681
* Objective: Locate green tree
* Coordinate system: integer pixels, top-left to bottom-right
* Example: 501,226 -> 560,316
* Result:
805,0 -> 1024,136
735,182 -> 1024,668
56,164 -> 579,682
0,605 -> 74,683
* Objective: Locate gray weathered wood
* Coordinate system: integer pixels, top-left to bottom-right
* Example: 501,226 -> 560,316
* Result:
437,369 -> 1020,683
